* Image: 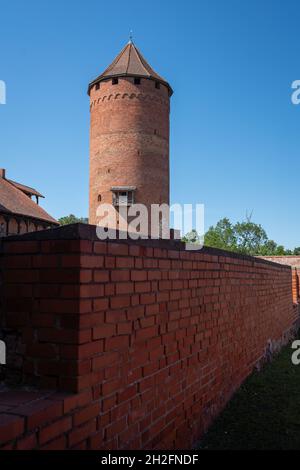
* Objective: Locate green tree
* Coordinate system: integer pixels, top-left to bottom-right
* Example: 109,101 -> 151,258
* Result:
294,247 -> 300,255
275,245 -> 287,256
234,219 -> 268,256
59,214 -> 88,226
203,216 -> 293,256
258,239 -> 278,256
204,218 -> 237,251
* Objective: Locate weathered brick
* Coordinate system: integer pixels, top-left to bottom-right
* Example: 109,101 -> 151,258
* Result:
39,417 -> 72,445
105,335 -> 130,351
93,324 -> 116,339
16,433 -> 37,450
68,420 -> 97,447
12,400 -> 63,431
0,414 -> 24,444
73,403 -> 100,426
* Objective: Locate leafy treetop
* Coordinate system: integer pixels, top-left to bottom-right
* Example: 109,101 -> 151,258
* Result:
58,214 -> 88,226
183,216 -> 298,256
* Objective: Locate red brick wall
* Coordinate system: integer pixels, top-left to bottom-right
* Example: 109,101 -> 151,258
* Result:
259,255 -> 300,268
0,225 -> 299,450
292,269 -> 300,303
259,256 -> 300,303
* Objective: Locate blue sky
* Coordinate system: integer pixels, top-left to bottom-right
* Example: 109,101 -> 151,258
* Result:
1,0 -> 300,248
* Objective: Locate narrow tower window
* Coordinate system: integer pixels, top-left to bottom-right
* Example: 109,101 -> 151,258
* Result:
112,78 -> 119,85
155,81 -> 160,89
134,78 -> 141,85
95,83 -> 100,90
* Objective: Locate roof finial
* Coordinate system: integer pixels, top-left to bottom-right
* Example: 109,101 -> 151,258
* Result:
129,29 -> 133,44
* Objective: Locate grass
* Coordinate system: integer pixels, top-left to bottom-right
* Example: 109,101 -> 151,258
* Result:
198,340 -> 300,450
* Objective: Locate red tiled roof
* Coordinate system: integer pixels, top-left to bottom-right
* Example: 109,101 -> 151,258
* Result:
0,177 -> 58,225
7,179 -> 44,198
88,41 -> 173,96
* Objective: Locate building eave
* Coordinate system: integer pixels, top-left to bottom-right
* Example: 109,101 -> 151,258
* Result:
88,74 -> 173,97
0,209 -> 59,227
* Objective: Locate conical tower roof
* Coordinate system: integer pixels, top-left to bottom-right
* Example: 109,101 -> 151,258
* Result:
88,41 -> 173,96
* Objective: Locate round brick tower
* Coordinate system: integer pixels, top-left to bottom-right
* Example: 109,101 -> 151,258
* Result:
88,41 -> 173,230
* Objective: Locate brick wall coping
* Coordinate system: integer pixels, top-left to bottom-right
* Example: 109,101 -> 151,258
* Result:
0,223 -> 292,270
262,255 -> 300,258
259,255 -> 300,269
0,389 -> 81,449
260,255 -> 300,261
